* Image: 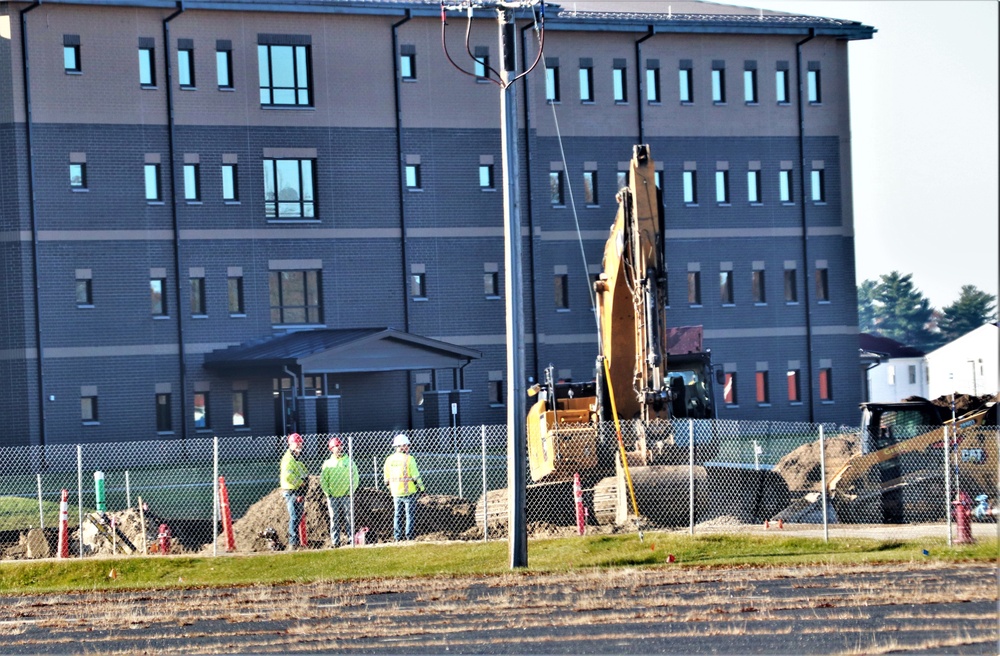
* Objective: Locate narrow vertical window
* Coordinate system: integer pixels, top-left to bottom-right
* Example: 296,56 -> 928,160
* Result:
645,60 -> 661,102
617,171 -> 628,191
811,169 -> 826,202
411,272 -> 427,299
583,170 -> 598,206
784,267 -> 798,303
216,41 -> 233,89
400,45 -> 416,80
747,169 -> 761,203
474,47 -> 490,80
612,60 -> 627,102
723,373 -> 738,405
752,269 -> 766,304
715,170 -> 729,204
177,41 -> 195,88
144,163 -> 161,201
151,278 -> 167,316
554,273 -> 569,310
756,371 -> 769,404
711,64 -> 726,103
138,41 -> 156,86
819,368 -> 833,400
76,274 -> 93,306
479,164 -> 494,189
193,392 -> 210,429
190,275 -> 206,316
81,395 -> 99,423
779,169 -> 792,203
654,170 -> 662,190
744,65 -> 758,103
579,61 -> 594,102
683,170 -> 697,204
787,370 -> 801,402
545,60 -> 560,102
720,270 -> 734,305
550,170 -> 565,205
776,64 -> 789,104
228,274 -> 245,314
807,65 -> 822,103
484,271 -> 499,298
183,163 -> 200,201
156,392 -> 172,432
232,390 -> 248,427
70,163 -> 87,189
222,163 -> 238,201
815,265 -> 829,302
488,374 -> 504,405
687,271 -> 701,305
64,35 -> 81,73
678,64 -> 693,103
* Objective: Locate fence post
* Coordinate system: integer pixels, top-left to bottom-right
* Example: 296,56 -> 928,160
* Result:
373,455 -> 379,488
36,474 -> 44,530
77,445 -> 83,558
482,425 -> 487,542
125,470 -> 131,509
819,424 -> 828,543
944,424 -> 952,546
213,435 -> 219,557
688,418 -> 695,535
348,433 -> 356,548
457,453 -> 463,499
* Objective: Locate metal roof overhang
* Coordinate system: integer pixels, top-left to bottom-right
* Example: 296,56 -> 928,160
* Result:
203,327 -> 481,376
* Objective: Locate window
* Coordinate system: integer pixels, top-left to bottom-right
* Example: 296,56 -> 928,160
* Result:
488,379 -> 504,405
81,395 -> 98,423
183,164 -> 200,201
784,267 -> 798,303
811,169 -> 825,202
756,371 -> 769,404
414,379 -> 428,410
887,365 -> 896,386
715,170 -> 729,204
554,273 -> 569,310
654,170 -> 662,190
474,47 -> 490,80
776,67 -> 789,104
228,274 -> 245,314
76,275 -> 93,306
263,158 -> 315,218
747,170 -> 761,203
779,169 -> 792,203
683,170 -> 697,204
258,43 -> 311,106
193,392 -> 210,429
144,164 -> 161,201
484,271 -> 499,298
752,269 -> 766,304
151,278 -> 167,316
400,46 -> 416,80
815,266 -> 829,302
545,62 -> 560,102
411,272 -> 427,299
216,43 -> 233,89
583,171 -> 598,206
222,164 -> 238,201
711,66 -> 726,103
646,62 -> 661,102
232,391 -> 248,427
177,43 -> 195,88
807,66 -> 821,103
70,163 -> 87,189
613,62 -> 627,102
679,66 -> 693,103
720,270 -> 734,305
156,393 -> 172,432
404,164 -> 421,190
138,42 -> 156,86
723,372 -> 738,405
550,170 -> 565,205
744,68 -> 757,103
270,270 -> 323,324
687,271 -> 701,305
787,369 -> 801,402
908,365 -> 917,385
64,36 -> 81,73
579,63 -> 594,102
617,171 -> 627,191
190,275 -> 206,316
819,368 -> 833,401
479,164 -> 494,189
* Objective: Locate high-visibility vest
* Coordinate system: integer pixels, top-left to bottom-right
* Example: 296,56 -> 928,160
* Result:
383,451 -> 423,497
280,450 -> 308,491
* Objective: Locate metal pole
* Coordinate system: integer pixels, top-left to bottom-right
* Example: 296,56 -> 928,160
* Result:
36,474 -> 44,530
213,436 -> 219,557
349,433 -> 356,548
688,419 -> 695,535
482,425 -> 488,542
457,453 -> 463,499
819,424 -> 828,542
125,470 -> 131,509
944,423 -> 952,546
77,445 -> 83,558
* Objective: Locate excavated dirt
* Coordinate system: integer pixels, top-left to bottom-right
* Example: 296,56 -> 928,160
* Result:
773,434 -> 860,494
904,393 -> 996,416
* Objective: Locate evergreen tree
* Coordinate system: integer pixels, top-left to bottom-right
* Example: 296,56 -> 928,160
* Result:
939,285 -> 997,342
870,271 -> 941,351
857,278 -> 879,333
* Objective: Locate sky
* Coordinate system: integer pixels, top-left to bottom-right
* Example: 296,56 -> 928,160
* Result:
740,0 -> 999,311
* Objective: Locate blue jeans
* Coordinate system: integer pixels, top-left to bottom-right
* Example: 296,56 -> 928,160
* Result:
284,491 -> 305,547
393,494 -> 416,541
326,495 -> 351,547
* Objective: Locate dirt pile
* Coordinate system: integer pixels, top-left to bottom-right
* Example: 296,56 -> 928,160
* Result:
773,434 -> 860,494
902,393 -> 996,417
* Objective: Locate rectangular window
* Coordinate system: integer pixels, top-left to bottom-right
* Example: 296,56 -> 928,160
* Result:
723,372 -> 738,405
190,275 -> 206,316
815,266 -> 829,302
263,158 -> 315,218
484,271 -> 499,298
76,277 -> 93,306
139,45 -> 156,86
479,164 -> 494,189
194,392 -> 210,429
270,270 -> 322,324
216,46 -> 233,89
776,68 -> 789,104
64,39 -> 81,73
646,64 -> 661,102
411,272 -> 427,299
178,45 -> 195,88
583,170 -> 598,206
654,170 -> 662,190
400,46 -> 416,80
222,164 -> 238,201
747,169 -> 760,203
550,170 -> 565,205
756,371 -> 769,404
81,396 -> 98,423
579,64 -> 594,102
679,67 -> 693,103
908,365 -> 917,385
404,163 -> 421,189
151,278 -> 167,316
554,273 -> 569,310
258,43 -> 311,106
687,271 -> 701,305
683,170 -> 697,204
617,171 -> 627,191
787,370 -> 801,402
887,365 -> 896,386
232,390 -> 248,427
819,368 -> 833,400
156,393 -> 172,432
474,49 -> 490,80
720,270 -> 734,305
811,169 -> 825,202
711,66 -> 725,103
744,69 -> 757,103
715,170 -> 729,204
144,163 -> 161,201
488,379 -> 504,405
545,65 -> 560,102
784,268 -> 798,303
70,163 -> 86,189
183,163 -> 200,201
779,169 -> 792,203
613,64 -> 627,102
228,275 -> 245,314
752,269 -> 766,304
807,68 -> 821,103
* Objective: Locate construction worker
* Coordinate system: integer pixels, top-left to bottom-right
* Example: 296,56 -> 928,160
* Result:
280,432 -> 309,550
320,437 -> 359,548
383,434 -> 425,541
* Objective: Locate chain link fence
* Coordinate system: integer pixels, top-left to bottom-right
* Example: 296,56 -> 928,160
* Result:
1,419 -> 995,560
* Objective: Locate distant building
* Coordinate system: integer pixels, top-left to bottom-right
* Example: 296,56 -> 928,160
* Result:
925,324 -> 999,400
859,333 -> 927,403
0,0 -> 874,446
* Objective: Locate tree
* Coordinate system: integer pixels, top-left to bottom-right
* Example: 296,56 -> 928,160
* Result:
857,278 -> 879,333
859,271 -> 941,351
938,285 -> 997,343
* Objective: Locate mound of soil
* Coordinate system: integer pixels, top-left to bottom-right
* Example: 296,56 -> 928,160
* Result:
773,435 -> 860,494
902,393 -> 995,417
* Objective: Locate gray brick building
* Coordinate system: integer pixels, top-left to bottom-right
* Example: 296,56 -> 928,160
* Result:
0,0 -> 874,447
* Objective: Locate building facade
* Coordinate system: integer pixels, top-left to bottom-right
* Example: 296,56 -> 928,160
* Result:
0,0 -> 873,447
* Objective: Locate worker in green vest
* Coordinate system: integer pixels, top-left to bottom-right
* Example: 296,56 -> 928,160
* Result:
383,434 -> 424,541
320,436 -> 359,548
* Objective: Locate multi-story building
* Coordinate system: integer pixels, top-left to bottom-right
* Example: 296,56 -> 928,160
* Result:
0,0 -> 874,447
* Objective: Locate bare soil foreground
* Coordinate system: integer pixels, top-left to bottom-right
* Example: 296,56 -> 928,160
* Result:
1,561 -> 997,655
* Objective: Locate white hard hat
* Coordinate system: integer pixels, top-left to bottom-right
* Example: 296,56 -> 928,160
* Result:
392,434 -> 410,447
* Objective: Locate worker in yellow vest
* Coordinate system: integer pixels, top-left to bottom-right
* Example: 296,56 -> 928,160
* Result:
280,433 -> 309,550
383,434 -> 425,541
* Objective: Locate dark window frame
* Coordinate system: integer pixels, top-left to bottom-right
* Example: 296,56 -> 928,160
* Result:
178,45 -> 195,88
752,269 -> 766,304
183,163 -> 201,202
138,44 -> 156,87
70,162 -> 87,189
554,273 -> 569,310
156,392 -> 173,432
258,43 -> 312,107
190,275 -> 207,316
193,391 -> 211,430
228,275 -> 245,315
263,158 -> 316,219
81,396 -> 99,424
222,163 -> 239,201
150,277 -> 168,316
269,269 -> 323,325
687,270 -> 702,306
